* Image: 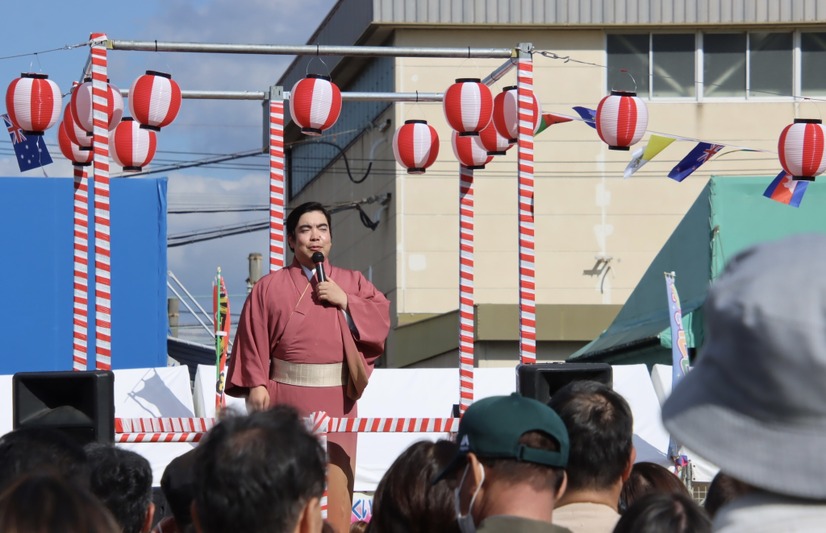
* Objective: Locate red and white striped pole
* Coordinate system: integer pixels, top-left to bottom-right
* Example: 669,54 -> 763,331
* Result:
72,165 -> 90,371
269,86 -> 286,272
90,33 -> 112,370
516,44 -> 536,364
458,165 -> 475,414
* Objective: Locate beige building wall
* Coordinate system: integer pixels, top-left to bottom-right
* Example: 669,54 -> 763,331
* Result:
390,27 -> 787,319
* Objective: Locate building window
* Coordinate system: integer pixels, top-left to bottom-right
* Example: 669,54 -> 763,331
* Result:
801,33 -> 826,96
652,34 -> 695,98
607,32 -> 796,100
750,32 -> 792,97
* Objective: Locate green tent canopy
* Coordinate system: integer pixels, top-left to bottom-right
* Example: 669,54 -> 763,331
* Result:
569,176 -> 826,366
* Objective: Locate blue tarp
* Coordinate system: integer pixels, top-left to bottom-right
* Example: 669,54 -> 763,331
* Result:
1,176 -> 168,373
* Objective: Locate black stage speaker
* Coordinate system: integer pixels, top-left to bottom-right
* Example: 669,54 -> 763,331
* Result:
516,362 -> 613,404
13,370 -> 115,445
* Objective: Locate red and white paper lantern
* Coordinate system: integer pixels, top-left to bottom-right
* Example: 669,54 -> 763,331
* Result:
778,118 -> 826,180
71,79 -> 124,133
392,120 -> 440,174
452,131 -> 492,169
595,90 -> 648,151
443,78 -> 493,136
5,73 -> 62,135
58,120 -> 93,166
492,85 -> 541,143
289,74 -> 342,136
478,121 -> 513,156
62,104 -> 92,150
109,117 -> 157,171
129,70 -> 182,131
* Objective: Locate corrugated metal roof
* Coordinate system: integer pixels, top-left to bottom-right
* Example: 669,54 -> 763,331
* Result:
372,0 -> 826,26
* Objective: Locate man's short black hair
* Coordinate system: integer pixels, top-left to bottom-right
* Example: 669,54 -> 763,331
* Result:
85,444 -> 154,533
548,380 -> 634,491
192,405 -> 326,533
0,427 -> 90,493
286,201 -> 332,244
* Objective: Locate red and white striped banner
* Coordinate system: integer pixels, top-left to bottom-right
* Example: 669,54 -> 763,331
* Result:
117,432 -> 205,443
458,165 -> 475,414
90,33 -> 112,370
72,166 -> 90,371
115,417 -> 217,434
309,413 -> 460,434
516,48 -> 537,364
269,97 -> 286,271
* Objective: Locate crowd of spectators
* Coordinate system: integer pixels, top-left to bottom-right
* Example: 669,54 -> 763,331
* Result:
1,235 -> 824,532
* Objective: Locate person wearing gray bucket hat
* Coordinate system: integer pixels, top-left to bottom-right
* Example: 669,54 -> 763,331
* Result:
661,233 -> 826,532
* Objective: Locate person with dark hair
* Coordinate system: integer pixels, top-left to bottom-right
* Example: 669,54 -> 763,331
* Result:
611,492 -> 711,533
0,472 -> 120,533
661,235 -> 826,531
0,426 -> 90,493
548,381 -> 635,532
367,440 -> 459,533
191,405 -> 327,533
618,461 -> 691,513
85,444 -> 155,533
702,472 -> 749,520
434,393 -> 572,532
226,200 -> 390,533
153,448 -> 197,533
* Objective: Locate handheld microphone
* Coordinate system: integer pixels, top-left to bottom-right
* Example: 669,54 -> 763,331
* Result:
312,251 -> 327,282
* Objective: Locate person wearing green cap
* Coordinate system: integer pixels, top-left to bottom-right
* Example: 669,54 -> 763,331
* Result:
433,393 -> 573,533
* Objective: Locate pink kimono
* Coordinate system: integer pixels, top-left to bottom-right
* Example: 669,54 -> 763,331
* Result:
226,258 -> 390,459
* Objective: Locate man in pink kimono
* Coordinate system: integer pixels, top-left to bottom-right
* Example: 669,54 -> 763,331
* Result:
225,201 -> 390,533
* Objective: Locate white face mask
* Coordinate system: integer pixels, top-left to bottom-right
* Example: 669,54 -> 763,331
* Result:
454,462 -> 485,533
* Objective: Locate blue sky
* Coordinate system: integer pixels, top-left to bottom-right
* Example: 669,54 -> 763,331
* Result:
2,0 -> 338,342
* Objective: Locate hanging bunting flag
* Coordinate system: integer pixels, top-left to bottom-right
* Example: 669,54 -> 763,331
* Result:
763,170 -> 809,208
664,272 -> 690,470
535,112 -> 573,135
2,113 -> 53,172
572,106 -> 597,128
624,134 -> 676,178
214,268 -> 231,411
667,142 -> 724,182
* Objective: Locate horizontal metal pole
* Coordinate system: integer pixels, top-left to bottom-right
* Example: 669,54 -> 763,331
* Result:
117,89 -> 445,102
108,40 -> 515,59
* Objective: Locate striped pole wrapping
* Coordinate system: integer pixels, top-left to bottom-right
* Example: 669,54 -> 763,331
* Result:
516,47 -> 537,364
458,165 -> 475,414
90,33 -> 112,370
269,98 -> 286,271
72,166 -> 90,371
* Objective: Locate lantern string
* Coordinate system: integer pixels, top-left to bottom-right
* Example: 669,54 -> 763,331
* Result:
0,42 -> 88,61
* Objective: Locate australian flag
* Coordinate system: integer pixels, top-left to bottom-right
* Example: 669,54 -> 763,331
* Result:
667,142 -> 723,182
763,171 -> 808,208
2,113 -> 53,172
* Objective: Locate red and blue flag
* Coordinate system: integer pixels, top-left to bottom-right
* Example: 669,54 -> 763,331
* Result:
667,142 -> 723,182
2,113 -> 52,172
763,171 -> 808,207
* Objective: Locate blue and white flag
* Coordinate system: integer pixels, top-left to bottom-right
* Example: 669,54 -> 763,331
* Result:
667,142 -> 723,182
572,106 -> 597,129
3,113 -> 52,172
665,271 -> 690,463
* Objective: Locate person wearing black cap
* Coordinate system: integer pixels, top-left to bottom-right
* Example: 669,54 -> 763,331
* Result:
434,393 -> 573,533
